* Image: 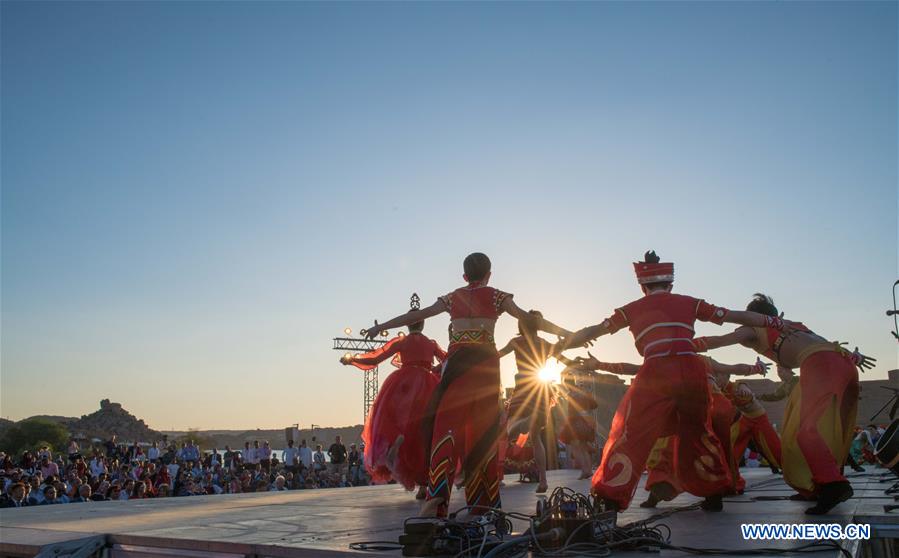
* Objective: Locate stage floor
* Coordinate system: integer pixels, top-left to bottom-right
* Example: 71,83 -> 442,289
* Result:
1,468 -> 896,557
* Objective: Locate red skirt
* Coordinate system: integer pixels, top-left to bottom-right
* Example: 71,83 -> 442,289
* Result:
560,414 -> 596,444
363,364 -> 440,490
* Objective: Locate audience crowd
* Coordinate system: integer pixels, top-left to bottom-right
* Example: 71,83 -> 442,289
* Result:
0,434 -> 369,508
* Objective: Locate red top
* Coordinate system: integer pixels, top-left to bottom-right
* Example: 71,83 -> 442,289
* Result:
349,333 -> 446,371
752,321 -> 812,361
602,292 -> 728,358
439,285 -> 511,320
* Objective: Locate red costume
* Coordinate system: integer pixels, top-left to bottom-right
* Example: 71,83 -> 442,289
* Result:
591,260 -> 733,510
349,333 -> 445,490
559,379 -> 599,445
700,324 -> 858,497
423,285 -> 510,516
645,369 -> 739,498
722,380 -> 782,492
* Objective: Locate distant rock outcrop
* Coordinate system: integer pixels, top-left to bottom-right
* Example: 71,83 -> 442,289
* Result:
67,400 -> 162,442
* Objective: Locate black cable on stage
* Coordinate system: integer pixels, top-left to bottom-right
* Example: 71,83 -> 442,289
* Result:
348,540 -> 404,551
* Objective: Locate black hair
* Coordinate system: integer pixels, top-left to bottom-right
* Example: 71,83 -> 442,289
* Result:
408,313 -> 424,333
746,293 -> 778,316
517,310 -> 543,336
643,250 -> 661,264
463,252 -> 491,282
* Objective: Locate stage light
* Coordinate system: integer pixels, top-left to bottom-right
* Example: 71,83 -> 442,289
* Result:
344,327 -> 352,336
397,332 -> 405,338
344,353 -> 352,360
381,330 -> 389,337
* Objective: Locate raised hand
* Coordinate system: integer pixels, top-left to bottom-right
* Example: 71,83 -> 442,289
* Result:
836,342 -> 876,371
361,321 -> 380,340
850,346 -> 876,371
750,358 -> 770,376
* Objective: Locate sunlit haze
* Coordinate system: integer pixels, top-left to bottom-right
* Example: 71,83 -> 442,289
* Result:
2,1 -> 896,432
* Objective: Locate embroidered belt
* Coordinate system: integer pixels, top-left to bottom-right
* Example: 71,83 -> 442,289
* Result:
449,329 -> 495,345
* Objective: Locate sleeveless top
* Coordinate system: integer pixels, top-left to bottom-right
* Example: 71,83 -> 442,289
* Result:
439,285 -> 511,347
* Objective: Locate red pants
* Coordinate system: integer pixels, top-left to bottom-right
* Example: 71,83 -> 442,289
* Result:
426,345 -> 502,516
592,355 -> 732,509
781,350 -> 858,495
646,391 -> 738,495
732,412 -> 782,491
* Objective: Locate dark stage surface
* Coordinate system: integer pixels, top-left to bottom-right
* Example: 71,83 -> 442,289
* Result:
1,469 -> 896,557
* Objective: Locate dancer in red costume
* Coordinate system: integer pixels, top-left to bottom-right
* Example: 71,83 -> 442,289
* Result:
362,253 -> 570,517
557,368 -> 600,480
582,355 -> 768,507
556,251 -> 785,512
499,312 -> 575,493
693,293 -> 875,514
341,301 -> 446,496
716,371 -> 783,485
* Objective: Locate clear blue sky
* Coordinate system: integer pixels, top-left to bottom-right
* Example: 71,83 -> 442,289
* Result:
2,1 -> 896,431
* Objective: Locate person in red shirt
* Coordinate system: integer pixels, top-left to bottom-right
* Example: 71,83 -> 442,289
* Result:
692,293 -> 875,514
342,299 -> 447,496
363,252 -> 570,517
581,355 -> 768,507
557,251 -> 784,512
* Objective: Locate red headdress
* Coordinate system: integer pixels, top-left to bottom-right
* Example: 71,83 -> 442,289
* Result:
633,250 -> 674,285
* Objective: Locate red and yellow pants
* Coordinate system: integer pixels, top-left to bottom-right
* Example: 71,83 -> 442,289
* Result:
592,355 -> 732,509
646,390 -> 738,496
781,350 -> 858,495
425,345 -> 502,516
731,412 -> 782,491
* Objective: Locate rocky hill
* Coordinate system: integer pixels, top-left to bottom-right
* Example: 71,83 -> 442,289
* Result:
66,399 -> 162,442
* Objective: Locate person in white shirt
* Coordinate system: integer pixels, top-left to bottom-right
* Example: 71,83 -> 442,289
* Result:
298,440 -> 313,469
89,456 -> 107,478
282,440 -> 300,470
270,475 -> 288,491
243,442 -> 257,469
147,442 -> 160,462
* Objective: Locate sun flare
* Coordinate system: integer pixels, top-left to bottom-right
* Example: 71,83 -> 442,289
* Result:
537,360 -> 565,384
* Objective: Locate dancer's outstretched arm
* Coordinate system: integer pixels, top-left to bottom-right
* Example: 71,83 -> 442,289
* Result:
497,339 -> 516,358
363,301 -> 446,339
722,310 -> 787,329
710,357 -> 769,377
554,321 -> 614,354
693,326 -> 758,352
578,355 -> 639,376
501,297 -> 572,337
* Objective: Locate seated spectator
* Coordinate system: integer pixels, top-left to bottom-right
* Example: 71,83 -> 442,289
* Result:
3,482 -> 29,508
132,481 -> 148,499
71,484 -> 92,503
120,479 -> 135,500
40,485 -> 63,505
156,483 -> 171,497
270,475 -> 288,491
53,481 -> 70,503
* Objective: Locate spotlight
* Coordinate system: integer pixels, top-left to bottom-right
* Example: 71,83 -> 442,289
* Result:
344,327 -> 352,336
344,353 -> 352,360
381,330 -> 389,337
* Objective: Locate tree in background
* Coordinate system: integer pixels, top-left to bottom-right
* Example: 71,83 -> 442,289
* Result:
0,418 -> 69,456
